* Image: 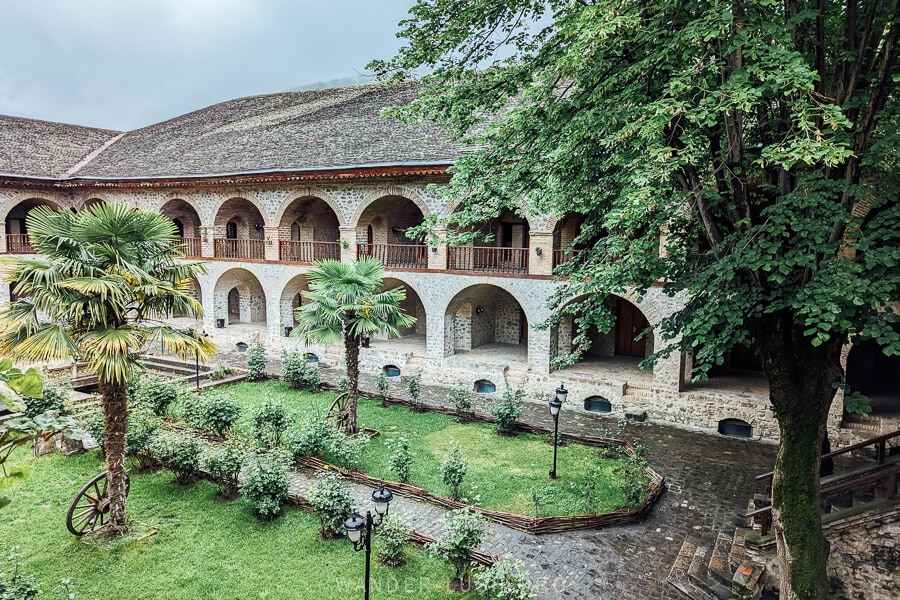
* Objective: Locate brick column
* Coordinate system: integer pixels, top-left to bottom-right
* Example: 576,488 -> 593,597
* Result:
263,226 -> 280,261
427,228 -> 447,270
202,225 -> 225,258
338,226 -> 357,263
529,232 -> 554,276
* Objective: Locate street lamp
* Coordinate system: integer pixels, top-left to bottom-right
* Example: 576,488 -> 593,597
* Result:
344,484 -> 393,600
549,383 -> 567,479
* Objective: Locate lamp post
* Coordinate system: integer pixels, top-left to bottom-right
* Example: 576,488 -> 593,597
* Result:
549,383 -> 567,479
344,484 -> 393,600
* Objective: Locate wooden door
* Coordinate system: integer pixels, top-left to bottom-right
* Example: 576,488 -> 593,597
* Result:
615,300 -> 648,357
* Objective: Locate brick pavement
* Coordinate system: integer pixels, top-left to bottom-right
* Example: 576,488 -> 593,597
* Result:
278,367 -> 779,600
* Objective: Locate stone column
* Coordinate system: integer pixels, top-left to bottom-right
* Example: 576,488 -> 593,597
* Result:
338,226 -> 357,263
527,325 -> 552,375
428,228 -> 448,270
263,226 -> 280,262
529,232 -> 554,276
203,225 -> 225,258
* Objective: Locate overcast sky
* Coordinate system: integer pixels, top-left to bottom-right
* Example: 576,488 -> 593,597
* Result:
0,0 -> 416,131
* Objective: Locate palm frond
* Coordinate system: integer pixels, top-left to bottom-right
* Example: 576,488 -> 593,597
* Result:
0,323 -> 78,363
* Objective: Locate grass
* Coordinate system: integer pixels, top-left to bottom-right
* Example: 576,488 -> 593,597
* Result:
194,380 -> 640,516
0,449 -> 465,600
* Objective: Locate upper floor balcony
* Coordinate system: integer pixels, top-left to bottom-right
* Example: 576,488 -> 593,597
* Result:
358,243 -> 428,270
280,240 -> 341,264
447,246 -> 529,274
214,238 -> 265,260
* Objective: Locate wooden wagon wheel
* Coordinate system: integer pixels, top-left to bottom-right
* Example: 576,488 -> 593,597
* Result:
325,392 -> 350,431
66,471 -> 130,536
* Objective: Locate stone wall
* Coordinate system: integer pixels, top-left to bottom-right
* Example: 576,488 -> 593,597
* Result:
825,507 -> 899,600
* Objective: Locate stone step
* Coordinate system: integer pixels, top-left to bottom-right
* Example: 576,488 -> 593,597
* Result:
729,528 -> 753,572
668,536 -> 721,600
708,532 -> 735,586
687,534 -> 733,599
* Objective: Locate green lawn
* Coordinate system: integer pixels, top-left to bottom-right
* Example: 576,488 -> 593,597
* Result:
202,380 -> 638,516
0,449 -> 464,600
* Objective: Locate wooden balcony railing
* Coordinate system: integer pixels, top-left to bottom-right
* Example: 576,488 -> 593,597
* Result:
214,238 -> 265,260
447,246 -> 529,274
280,240 -> 341,263
176,237 -> 202,258
5,233 -> 34,254
357,243 -> 428,270
552,248 -> 581,268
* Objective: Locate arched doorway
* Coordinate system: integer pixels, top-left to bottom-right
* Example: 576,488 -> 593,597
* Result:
278,196 -> 340,263
214,198 -> 265,260
552,213 -> 586,269
161,199 -> 202,257
214,269 -> 267,327
444,284 -> 529,363
356,195 -> 427,269
447,208 -> 530,274
4,198 -> 60,253
279,274 -> 310,335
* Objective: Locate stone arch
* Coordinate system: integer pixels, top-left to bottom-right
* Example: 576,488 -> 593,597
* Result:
161,198 -> 202,239
173,276 -> 203,318
443,284 -> 529,356
274,189 -> 345,228
4,197 -> 62,253
352,187 -> 432,229
381,276 -> 426,337
211,193 -> 269,227
278,273 -> 310,334
354,195 -> 427,245
277,196 -> 342,262
81,197 -> 107,210
213,268 -> 267,325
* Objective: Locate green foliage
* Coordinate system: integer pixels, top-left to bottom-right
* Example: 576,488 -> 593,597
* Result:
245,342 -> 267,381
285,412 -> 333,460
376,513 -> 411,568
426,507 -> 486,587
129,374 -> 182,417
571,460 -> 605,515
376,371 -> 390,406
251,400 -> 292,449
326,428 -> 369,471
405,372 -> 422,411
0,546 -> 41,600
203,442 -> 246,500
125,408 -> 162,471
280,351 -> 320,390
306,470 -> 353,538
438,442 -> 467,501
240,450 -> 290,521
80,411 -> 106,454
207,365 -> 235,381
182,394 -> 242,438
619,453 -> 651,506
473,555 -> 536,600
150,431 -> 202,484
385,436 -> 414,483
488,383 -> 523,435
336,375 -> 349,392
448,384 -> 473,420
22,379 -> 70,419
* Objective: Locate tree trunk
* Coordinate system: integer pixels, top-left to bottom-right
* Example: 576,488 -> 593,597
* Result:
99,380 -> 129,535
343,334 -> 360,435
756,312 -> 844,600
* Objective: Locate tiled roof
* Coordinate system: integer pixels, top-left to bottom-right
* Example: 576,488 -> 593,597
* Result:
0,81 -> 459,182
0,115 -> 120,179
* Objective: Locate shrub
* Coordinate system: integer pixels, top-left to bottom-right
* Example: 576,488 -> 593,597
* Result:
439,442 -> 468,501
449,384 -> 473,421
385,436 -> 414,483
204,442 -> 246,500
376,371 -> 390,406
327,428 -> 369,471
150,430 -> 202,484
473,555 -> 536,600
426,507 -> 486,590
80,411 -> 106,454
240,450 -> 290,520
129,373 -> 182,417
183,394 -> 242,437
126,408 -> 162,471
306,470 -> 354,538
281,350 -> 320,390
252,400 -> 293,448
23,379 -> 70,418
336,375 -> 349,392
0,546 -> 41,600
571,459 -> 605,514
246,341 -> 267,381
489,383 -> 524,435
619,453 -> 651,506
405,372 -> 422,411
207,364 -> 235,380
285,413 -> 333,460
376,513 -> 411,567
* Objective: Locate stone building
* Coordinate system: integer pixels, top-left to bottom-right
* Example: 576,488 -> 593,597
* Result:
1,81 -> 896,444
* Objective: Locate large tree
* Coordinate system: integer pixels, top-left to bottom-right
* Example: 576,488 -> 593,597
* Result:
290,257 -> 415,434
0,203 -> 215,534
373,1 -> 899,598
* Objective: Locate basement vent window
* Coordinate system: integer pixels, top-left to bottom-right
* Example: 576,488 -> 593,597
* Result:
383,365 -> 401,378
304,353 -> 319,364
584,396 -> 612,413
474,380 -> 496,393
235,342 -> 248,353
718,418 -> 753,438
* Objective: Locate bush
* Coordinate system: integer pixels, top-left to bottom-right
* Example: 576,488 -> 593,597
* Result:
571,459 -> 605,514
285,413 -> 333,460
182,394 -> 242,437
489,383 -> 524,435
126,408 -> 162,471
619,453 -> 651,506
385,436 -> 414,483
449,384 -> 473,420
426,507 -> 486,590
246,342 -> 267,381
376,513 -> 411,568
327,428 -> 369,471
204,442 -> 246,500
252,400 -> 293,448
150,430 -> 202,484
473,555 -> 536,600
306,470 -> 354,538
240,450 -> 290,520
80,411 -> 106,454
405,372 -> 422,411
129,373 -> 182,417
336,375 -> 349,392
439,442 -> 468,501
207,364 -> 236,380
376,371 -> 390,406
281,351 -> 320,390
23,379 -> 70,418
0,546 -> 41,600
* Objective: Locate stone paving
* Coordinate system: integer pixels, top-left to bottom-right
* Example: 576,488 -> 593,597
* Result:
277,365 -> 779,600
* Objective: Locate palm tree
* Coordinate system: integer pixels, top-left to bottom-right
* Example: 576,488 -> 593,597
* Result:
291,257 -> 415,434
0,203 -> 215,535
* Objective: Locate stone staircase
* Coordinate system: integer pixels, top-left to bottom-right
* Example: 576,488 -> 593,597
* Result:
622,384 -> 654,421
668,528 -> 767,600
